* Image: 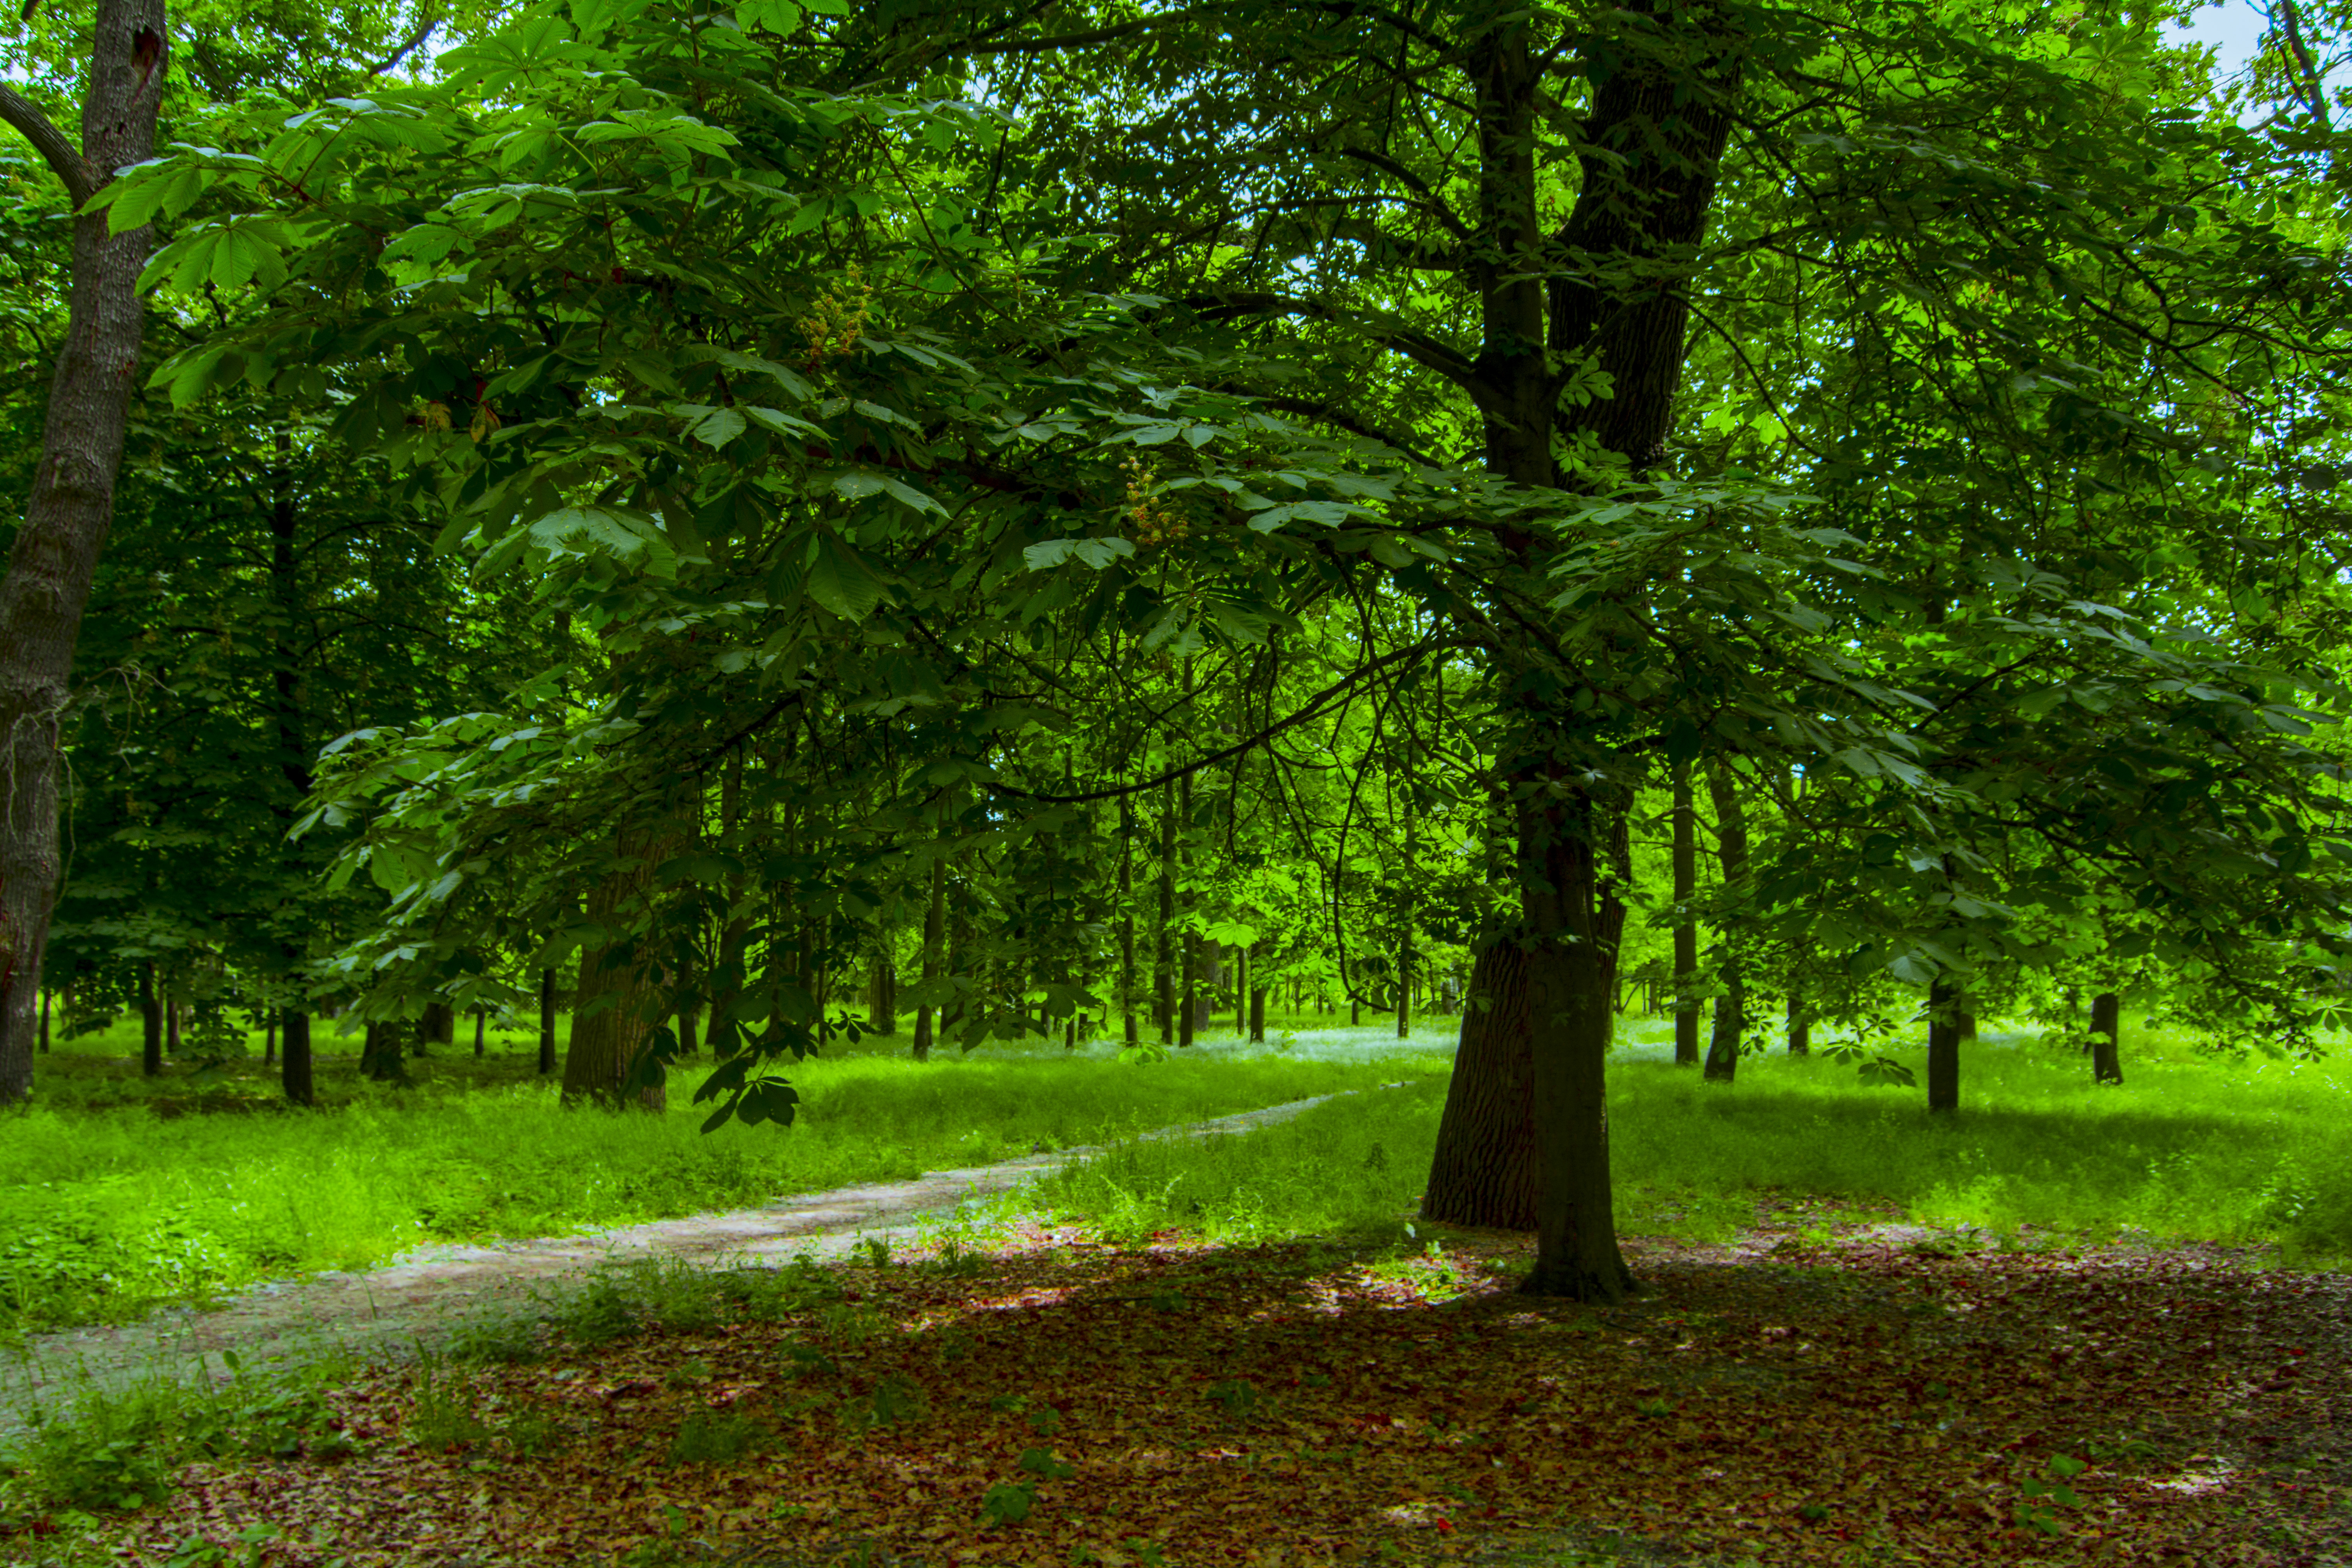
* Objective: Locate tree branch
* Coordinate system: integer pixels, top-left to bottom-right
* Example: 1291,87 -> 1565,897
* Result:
367,10 -> 441,76
0,84 -> 97,208
1183,290 -> 1482,391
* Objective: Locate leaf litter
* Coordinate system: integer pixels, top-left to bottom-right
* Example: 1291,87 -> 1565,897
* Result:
12,1201 -> 2348,1567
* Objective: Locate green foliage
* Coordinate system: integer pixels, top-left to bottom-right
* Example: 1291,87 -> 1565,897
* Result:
0,1360 -> 352,1515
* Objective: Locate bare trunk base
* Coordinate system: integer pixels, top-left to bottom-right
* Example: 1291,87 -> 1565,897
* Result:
1420,942 -> 1538,1231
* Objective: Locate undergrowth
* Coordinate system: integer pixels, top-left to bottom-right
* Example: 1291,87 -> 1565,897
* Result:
0,1024 -> 1450,1336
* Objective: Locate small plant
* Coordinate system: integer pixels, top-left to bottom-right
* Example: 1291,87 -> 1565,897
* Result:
859,1236 -> 892,1270
667,1410 -> 773,1466
445,1315 -> 545,1365
1020,1446 -> 1076,1481
815,1301 -> 891,1344
1205,1379 -> 1258,1420
495,1409 -> 564,1457
1145,1288 -> 1190,1312
923,1236 -> 991,1280
407,1368 -> 494,1452
989,1392 -> 1029,1415
1634,1396 -> 1675,1418
1027,1405 -> 1063,1437
980,1481 -> 1036,1526
664,1357 -> 715,1390
2016,1454 -> 2087,1536
782,1342 -> 839,1378
844,1374 -> 924,1431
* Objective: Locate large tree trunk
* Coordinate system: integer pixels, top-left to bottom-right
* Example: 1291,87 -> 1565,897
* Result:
1517,786 -> 1635,1300
0,0 -> 165,1106
1437,0 -> 1738,1298
561,827 -> 675,1110
1702,759 -> 1749,1083
1419,940 -> 1537,1230
2090,991 -> 2122,1085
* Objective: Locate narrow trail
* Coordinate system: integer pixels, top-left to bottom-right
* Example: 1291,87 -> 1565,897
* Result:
0,1086 -> 1405,1430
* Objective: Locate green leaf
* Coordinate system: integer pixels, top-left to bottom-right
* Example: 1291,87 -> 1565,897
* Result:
682,405 -> 748,449
805,532 -> 891,621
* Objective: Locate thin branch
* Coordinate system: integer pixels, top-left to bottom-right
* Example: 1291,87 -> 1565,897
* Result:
987,640 -> 1467,804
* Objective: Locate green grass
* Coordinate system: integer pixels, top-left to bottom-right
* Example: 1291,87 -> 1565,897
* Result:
1015,1016 -> 2352,1263
0,1017 -> 1449,1336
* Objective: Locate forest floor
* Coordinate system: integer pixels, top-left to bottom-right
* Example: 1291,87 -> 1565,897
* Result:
3,1073 -> 2348,1568
0,1087 -> 1411,1430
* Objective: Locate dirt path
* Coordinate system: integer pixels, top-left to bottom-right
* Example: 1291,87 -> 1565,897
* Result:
0,1087 -> 1404,1430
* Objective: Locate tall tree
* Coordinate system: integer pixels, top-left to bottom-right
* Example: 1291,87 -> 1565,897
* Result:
0,0 -> 165,1104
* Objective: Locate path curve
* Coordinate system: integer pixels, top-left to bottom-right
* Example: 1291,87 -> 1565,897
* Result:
0,1085 -> 1410,1431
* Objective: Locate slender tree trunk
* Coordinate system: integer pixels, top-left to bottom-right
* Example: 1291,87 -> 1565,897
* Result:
140,962 -> 162,1075
1120,802 -> 1138,1047
1671,759 -> 1700,1066
280,1007 -> 312,1107
1787,991 -> 1809,1055
2090,991 -> 2123,1085
913,855 -> 944,1062
1249,943 -> 1266,1044
537,966 -> 558,1075
1702,759 -> 1749,1083
1420,940 -> 1538,1230
38,987 -> 48,1054
1178,760 -> 1196,1049
473,1006 -> 486,1058
0,0 -> 167,1106
1155,778 -> 1176,1044
263,1008 -> 275,1065
1927,978 -> 1963,1113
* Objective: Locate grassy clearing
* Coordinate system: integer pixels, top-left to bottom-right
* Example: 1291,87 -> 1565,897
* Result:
0,1022 -> 1452,1338
1014,1015 -> 2352,1262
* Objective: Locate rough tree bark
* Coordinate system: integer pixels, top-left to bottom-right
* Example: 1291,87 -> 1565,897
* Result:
0,0 -> 168,1106
561,825 -> 677,1110
1419,940 -> 1538,1230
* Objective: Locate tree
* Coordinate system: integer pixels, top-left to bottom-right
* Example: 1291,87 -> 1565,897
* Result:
0,0 -> 165,1105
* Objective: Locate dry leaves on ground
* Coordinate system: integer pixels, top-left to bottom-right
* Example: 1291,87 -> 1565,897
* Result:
25,1207 -> 2352,1568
